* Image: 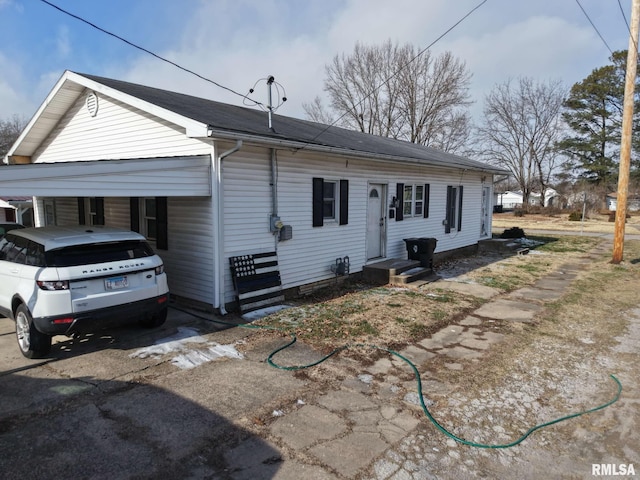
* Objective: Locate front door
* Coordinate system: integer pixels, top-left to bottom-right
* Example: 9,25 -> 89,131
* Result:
367,184 -> 386,260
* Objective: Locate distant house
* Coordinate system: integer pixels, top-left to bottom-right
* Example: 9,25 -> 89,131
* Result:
2,71 -> 506,312
606,192 -> 640,212
0,196 -> 34,226
0,198 -> 16,223
495,189 -> 560,210
494,191 -> 524,209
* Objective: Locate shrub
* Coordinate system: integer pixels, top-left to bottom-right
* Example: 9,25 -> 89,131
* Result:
568,211 -> 583,221
514,209 -> 525,217
608,211 -> 630,222
501,227 -> 526,239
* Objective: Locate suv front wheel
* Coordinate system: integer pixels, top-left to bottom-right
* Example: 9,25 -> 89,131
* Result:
15,304 -> 52,359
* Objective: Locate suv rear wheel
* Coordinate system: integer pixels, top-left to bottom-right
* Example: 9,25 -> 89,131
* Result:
139,306 -> 168,328
15,304 -> 52,359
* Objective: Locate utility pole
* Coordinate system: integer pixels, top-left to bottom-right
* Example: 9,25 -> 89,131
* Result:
612,0 -> 640,264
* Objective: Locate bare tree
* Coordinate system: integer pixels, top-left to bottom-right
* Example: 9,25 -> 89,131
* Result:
302,96 -> 336,125
477,78 -> 567,206
304,40 -> 472,153
0,115 -> 28,162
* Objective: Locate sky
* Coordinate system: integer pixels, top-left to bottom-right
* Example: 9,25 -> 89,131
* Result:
0,0 -> 635,125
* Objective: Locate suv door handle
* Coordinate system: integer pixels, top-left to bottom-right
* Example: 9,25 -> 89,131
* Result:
10,268 -> 20,274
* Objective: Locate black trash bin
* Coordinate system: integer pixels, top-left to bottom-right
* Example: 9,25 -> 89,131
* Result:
403,238 -> 437,269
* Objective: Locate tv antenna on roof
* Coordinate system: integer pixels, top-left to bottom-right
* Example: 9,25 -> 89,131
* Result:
244,76 -> 287,130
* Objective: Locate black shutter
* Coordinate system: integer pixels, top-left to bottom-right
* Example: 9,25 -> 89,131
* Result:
312,177 -> 324,227
156,197 -> 168,250
423,184 -> 430,219
339,179 -> 349,225
130,197 -> 140,232
445,186 -> 453,234
395,183 -> 404,221
457,186 -> 464,231
95,198 -> 105,225
77,198 -> 86,225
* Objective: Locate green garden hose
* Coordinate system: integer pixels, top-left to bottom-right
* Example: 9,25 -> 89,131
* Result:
170,304 -> 622,449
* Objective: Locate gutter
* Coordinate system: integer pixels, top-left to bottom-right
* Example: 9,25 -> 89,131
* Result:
213,139 -> 242,315
204,128 -> 508,175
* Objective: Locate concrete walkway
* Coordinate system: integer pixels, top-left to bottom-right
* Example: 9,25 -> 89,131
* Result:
0,241 -> 637,479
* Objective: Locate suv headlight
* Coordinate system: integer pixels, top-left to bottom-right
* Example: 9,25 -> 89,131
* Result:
37,280 -> 70,291
155,264 -> 164,275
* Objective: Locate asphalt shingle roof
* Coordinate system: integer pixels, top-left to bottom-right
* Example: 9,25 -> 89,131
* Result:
80,73 -> 503,173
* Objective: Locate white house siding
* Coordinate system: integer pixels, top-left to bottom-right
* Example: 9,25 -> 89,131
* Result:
32,88 -> 211,163
160,197 -> 215,304
221,146 -> 488,304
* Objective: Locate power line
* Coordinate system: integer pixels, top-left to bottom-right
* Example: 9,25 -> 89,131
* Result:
575,0 -> 613,54
295,0 -> 488,152
38,0 -> 262,107
618,0 -> 639,53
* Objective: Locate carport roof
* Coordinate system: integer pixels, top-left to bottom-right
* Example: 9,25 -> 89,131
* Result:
7,71 -> 507,174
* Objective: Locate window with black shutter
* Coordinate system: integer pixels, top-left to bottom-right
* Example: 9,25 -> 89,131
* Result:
312,177 -> 349,227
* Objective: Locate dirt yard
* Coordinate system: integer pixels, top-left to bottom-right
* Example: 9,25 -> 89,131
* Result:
492,210 -> 640,235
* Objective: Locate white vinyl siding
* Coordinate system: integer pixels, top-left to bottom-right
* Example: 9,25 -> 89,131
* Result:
32,90 -> 211,163
160,197 -> 215,304
221,147 -> 487,304
3,157 -> 212,198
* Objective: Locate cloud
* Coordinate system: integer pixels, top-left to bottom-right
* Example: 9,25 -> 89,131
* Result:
56,25 -> 71,58
445,14 -> 606,104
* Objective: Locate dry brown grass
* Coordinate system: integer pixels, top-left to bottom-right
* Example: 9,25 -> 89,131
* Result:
492,211 -> 640,234
255,235 -> 605,351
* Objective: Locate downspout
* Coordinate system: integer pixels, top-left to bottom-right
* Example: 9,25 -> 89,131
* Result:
271,148 -> 277,216
214,139 -> 242,315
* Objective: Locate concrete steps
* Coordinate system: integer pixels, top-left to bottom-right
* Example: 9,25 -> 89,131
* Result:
390,266 -> 440,285
362,259 -> 439,286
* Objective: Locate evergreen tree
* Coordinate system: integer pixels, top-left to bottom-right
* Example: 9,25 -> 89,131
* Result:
558,51 -> 639,189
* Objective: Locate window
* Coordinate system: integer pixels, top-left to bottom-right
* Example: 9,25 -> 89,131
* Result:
323,181 -> 337,220
46,240 -> 154,267
402,184 -> 425,217
143,198 -> 157,240
78,197 -> 105,226
395,183 -> 430,221
445,185 -> 464,233
312,178 -> 348,227
129,197 -> 168,250
43,200 -> 56,226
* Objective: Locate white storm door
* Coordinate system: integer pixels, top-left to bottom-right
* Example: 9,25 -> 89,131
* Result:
481,186 -> 491,237
367,184 -> 385,259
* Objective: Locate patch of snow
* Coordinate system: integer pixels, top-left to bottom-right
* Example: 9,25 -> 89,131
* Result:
358,374 -> 374,384
241,304 -> 293,321
129,326 -> 244,369
272,410 -> 284,417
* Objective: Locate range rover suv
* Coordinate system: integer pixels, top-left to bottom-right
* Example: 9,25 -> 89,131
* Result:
0,226 -> 169,358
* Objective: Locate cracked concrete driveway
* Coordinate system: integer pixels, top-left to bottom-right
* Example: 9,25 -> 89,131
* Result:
1,240 -> 638,479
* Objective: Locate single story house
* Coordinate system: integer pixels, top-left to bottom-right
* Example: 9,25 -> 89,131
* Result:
606,192 -> 640,212
494,191 -> 524,209
0,196 -> 34,226
494,189 -> 560,210
2,71 -> 506,313
0,198 -> 17,223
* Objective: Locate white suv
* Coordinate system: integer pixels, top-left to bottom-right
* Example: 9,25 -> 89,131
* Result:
0,226 -> 169,358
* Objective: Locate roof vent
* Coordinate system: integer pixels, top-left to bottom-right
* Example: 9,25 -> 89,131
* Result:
86,92 -> 99,117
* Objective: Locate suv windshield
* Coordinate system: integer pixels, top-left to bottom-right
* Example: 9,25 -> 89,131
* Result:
45,240 -> 155,267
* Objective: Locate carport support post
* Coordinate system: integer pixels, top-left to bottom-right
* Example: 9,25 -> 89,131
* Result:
613,0 -> 640,264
